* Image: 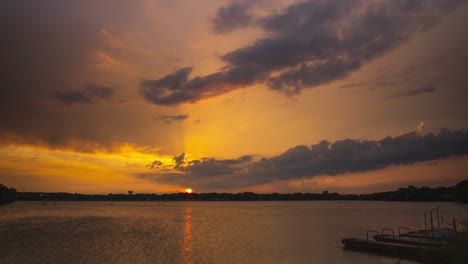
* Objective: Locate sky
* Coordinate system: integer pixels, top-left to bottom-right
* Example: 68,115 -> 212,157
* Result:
0,0 -> 467,194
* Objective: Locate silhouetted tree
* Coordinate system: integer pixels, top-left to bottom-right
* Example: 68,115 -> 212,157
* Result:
0,184 -> 17,205
455,180 -> 468,203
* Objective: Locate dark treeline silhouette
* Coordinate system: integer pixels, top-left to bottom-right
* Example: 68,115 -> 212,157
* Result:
455,180 -> 468,203
16,180 -> 468,203
0,184 -> 17,205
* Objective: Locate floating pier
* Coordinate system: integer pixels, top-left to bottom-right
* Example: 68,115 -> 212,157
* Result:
342,238 -> 440,260
342,207 -> 460,261
373,234 -> 446,247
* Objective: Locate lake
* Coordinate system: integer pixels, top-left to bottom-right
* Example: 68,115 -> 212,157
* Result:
1,201 -> 467,263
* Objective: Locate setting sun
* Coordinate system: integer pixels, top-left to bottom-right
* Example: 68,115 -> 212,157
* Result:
185,188 -> 193,194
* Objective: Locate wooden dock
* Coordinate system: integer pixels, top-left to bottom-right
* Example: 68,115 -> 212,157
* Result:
342,238 -> 440,260
400,228 -> 456,240
341,206 -> 460,261
373,234 -> 446,247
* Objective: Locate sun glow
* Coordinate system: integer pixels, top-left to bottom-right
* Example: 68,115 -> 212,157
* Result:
0,144 -> 179,193
185,188 -> 193,193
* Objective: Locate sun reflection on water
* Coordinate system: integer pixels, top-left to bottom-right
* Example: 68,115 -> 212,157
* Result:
183,207 -> 192,264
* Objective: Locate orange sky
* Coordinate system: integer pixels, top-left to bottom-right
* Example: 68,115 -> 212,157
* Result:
0,0 -> 467,193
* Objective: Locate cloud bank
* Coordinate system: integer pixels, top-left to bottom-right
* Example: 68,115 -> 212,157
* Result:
141,0 -> 463,105
137,128 -> 468,190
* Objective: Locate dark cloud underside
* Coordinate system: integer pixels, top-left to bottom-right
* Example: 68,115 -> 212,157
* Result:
137,128 -> 468,190
141,0 -> 463,106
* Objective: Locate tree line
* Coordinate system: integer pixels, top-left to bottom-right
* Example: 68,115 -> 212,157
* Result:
14,180 -> 468,203
0,184 -> 17,205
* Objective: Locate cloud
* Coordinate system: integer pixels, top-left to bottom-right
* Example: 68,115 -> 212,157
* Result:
212,2 -> 254,34
141,0 -> 463,105
146,160 -> 163,169
137,128 -> 468,190
137,154 -> 254,189
173,154 -> 254,175
55,85 -> 115,105
55,91 -> 92,105
185,158 -> 245,176
393,85 -> 436,97
86,85 -> 114,98
155,114 -> 189,124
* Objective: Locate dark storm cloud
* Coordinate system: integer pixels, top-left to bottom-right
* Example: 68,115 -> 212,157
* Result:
141,0 -> 463,105
137,128 -> 468,190
249,128 -> 468,181
155,114 -> 189,124
212,2 -> 254,34
393,85 -> 436,98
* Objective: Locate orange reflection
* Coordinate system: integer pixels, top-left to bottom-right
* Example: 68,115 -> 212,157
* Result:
183,207 -> 192,264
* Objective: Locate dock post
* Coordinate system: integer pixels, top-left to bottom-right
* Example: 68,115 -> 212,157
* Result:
424,212 -> 430,230
453,218 -> 457,237
436,207 -> 440,227
366,230 -> 379,240
398,227 -> 411,237
381,228 -> 395,238
430,211 -> 434,237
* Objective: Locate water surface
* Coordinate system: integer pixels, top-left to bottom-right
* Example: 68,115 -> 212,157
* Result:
1,201 -> 467,263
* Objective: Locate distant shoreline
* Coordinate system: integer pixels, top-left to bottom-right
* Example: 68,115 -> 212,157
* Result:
15,180 -> 468,203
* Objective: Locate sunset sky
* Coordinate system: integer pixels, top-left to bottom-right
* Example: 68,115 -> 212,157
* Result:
1,0 -> 467,194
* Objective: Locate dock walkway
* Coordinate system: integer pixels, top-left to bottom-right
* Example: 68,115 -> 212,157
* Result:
341,206 -> 460,262
342,238 -> 440,260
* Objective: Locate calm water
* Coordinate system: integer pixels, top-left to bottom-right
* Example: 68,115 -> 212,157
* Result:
1,201 -> 467,264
